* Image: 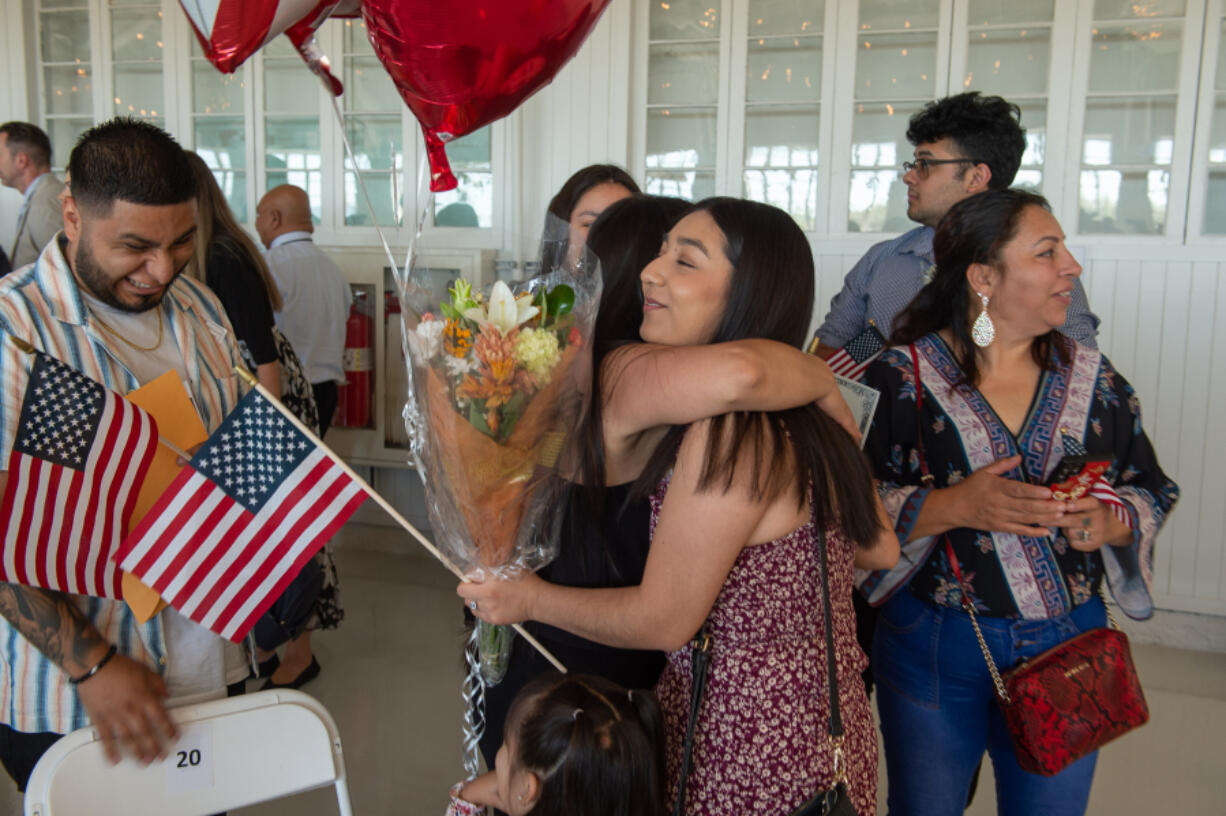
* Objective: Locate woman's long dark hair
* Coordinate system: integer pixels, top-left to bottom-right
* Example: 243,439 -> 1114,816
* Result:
891,188 -> 1070,385
510,672 -> 666,816
572,195 -> 690,574
631,198 -> 882,549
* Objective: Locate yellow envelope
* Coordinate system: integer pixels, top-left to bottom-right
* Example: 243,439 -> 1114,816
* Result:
121,372 -> 209,622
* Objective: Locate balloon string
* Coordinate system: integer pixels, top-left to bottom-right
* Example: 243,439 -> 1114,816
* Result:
328,93 -> 403,281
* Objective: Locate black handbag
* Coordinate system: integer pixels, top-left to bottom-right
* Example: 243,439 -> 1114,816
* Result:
671,527 -> 858,816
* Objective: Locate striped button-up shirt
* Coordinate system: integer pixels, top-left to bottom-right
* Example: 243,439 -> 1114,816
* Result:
0,236 -> 242,734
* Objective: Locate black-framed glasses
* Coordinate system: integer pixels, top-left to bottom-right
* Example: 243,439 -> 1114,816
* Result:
902,158 -> 985,178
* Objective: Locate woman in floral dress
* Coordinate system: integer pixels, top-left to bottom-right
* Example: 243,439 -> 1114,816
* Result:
461,197 -> 899,814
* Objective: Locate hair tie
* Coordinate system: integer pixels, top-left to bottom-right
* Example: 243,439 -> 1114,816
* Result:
571,708 -> 583,721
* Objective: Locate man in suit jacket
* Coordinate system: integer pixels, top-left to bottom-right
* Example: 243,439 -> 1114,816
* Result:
0,122 -> 66,270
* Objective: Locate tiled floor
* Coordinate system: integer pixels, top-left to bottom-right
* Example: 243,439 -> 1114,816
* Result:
5,522 -> 1226,814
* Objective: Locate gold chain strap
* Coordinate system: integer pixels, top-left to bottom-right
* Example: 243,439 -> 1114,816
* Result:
961,582 -> 1121,707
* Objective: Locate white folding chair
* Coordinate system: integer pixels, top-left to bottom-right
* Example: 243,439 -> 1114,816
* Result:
24,689 -> 353,816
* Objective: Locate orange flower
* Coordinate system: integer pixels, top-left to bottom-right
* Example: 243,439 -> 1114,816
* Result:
443,318 -> 474,358
456,327 -> 521,435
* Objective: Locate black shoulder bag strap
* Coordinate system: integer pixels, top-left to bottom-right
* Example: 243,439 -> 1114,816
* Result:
672,627 -> 712,816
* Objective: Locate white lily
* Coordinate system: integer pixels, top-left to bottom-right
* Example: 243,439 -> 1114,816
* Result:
463,280 -> 539,334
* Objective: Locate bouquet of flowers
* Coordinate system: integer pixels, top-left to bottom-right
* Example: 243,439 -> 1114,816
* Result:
399,220 -> 600,686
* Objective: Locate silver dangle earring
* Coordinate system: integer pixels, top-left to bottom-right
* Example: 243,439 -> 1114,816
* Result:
972,291 -> 995,348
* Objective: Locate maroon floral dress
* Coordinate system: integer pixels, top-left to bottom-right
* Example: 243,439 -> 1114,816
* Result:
652,475 -> 877,816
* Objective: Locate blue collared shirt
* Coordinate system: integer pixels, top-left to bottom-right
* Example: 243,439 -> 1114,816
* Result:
816,225 -> 1100,348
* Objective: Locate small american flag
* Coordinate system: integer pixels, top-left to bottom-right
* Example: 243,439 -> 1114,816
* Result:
825,325 -> 887,380
115,388 -> 365,642
0,350 -> 158,598
1060,436 -> 1133,530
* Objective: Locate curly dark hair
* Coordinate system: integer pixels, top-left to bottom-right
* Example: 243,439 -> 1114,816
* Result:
906,92 -> 1026,189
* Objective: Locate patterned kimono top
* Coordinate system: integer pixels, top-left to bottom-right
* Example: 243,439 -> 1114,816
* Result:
859,334 -> 1179,621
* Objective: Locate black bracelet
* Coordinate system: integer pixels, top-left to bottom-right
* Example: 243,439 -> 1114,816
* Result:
69,645 -> 117,686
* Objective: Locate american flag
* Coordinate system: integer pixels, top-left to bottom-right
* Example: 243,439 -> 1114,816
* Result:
0,350 -> 158,598
825,325 -> 887,380
1059,436 -> 1133,530
115,388 -> 365,642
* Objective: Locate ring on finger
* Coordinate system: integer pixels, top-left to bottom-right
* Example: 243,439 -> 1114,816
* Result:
1079,529 -> 1090,542
468,600 -> 478,612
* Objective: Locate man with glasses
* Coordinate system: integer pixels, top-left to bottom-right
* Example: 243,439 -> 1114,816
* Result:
813,92 -> 1099,356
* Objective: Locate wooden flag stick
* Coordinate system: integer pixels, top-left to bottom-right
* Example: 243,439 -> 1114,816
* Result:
233,366 -> 567,674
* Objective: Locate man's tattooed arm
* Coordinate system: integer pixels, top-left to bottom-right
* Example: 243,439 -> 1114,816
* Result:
0,583 -> 110,677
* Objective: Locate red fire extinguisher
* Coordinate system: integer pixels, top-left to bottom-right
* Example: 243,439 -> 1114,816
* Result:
335,292 -> 372,428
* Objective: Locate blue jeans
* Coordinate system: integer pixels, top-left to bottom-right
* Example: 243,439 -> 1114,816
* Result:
873,589 -> 1107,816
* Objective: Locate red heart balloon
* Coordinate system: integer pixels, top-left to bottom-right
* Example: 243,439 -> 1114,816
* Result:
360,0 -> 611,192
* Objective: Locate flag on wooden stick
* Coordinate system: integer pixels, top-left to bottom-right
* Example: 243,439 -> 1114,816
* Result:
115,387 -> 365,641
0,348 -> 158,597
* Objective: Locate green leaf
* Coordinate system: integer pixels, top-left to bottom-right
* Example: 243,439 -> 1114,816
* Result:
468,401 -> 493,437
547,284 -> 574,316
498,392 -> 527,441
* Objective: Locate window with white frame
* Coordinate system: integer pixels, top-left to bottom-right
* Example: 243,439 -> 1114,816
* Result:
637,0 -> 1213,241
1076,0 -> 1188,235
1200,8 -> 1226,234
31,0 -> 502,240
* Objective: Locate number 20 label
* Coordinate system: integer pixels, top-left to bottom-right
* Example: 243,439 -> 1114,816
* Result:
165,723 -> 214,793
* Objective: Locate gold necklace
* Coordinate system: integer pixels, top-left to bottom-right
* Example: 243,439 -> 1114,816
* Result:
92,308 -> 164,352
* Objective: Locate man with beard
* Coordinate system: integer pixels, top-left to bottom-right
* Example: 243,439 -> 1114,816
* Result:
0,118 -> 248,792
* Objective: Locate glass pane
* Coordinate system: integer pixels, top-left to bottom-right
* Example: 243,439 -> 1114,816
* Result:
859,0 -> 940,31
646,108 -> 716,169
264,60 -> 320,113
44,65 -> 92,115
645,170 -> 715,201
113,64 -> 163,117
744,105 -> 819,168
40,0 -> 87,8
40,10 -> 90,63
345,172 -> 402,226
45,118 -> 92,167
1014,168 -> 1044,192
344,56 -> 402,112
744,167 -> 817,229
265,117 -> 322,218
207,167 -> 247,222
433,171 -> 492,228
851,102 -> 924,167
193,60 -> 244,114
964,27 -> 1051,96
1088,23 -> 1182,93
345,116 -> 402,171
648,43 -> 719,105
1203,168 -> 1226,233
746,36 -> 821,104
967,0 -> 1054,25
444,126 -> 490,168
1078,168 -> 1167,234
1207,96 -> 1226,163
1218,20 -> 1226,89
1093,0 -> 1185,19
194,117 -> 246,170
262,35 -> 297,59
855,33 -> 937,100
1082,95 -> 1176,165
1017,101 -> 1048,166
649,0 -> 720,41
747,0 -> 825,36
848,169 -> 910,232
343,18 -> 371,52
111,8 -> 163,61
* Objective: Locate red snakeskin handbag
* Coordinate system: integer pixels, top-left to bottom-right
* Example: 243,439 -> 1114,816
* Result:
909,345 -> 1149,777
943,539 -> 1149,775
